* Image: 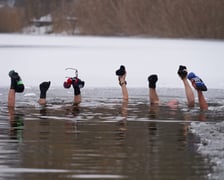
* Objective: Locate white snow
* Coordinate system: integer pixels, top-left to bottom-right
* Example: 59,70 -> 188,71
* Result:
0,34 -> 224,89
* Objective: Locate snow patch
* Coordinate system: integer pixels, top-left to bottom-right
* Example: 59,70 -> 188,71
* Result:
191,121 -> 224,179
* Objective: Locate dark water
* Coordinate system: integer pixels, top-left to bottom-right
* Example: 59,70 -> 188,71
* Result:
1,87 -> 224,180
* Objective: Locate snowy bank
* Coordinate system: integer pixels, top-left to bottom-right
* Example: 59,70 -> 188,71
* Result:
191,121 -> 224,179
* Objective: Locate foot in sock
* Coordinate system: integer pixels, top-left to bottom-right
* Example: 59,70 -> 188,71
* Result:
188,72 -> 207,91
9,70 -> 20,79
9,70 -> 24,92
39,81 -> 51,98
9,70 -> 20,89
177,65 -> 188,79
148,74 -> 158,89
72,78 -> 85,96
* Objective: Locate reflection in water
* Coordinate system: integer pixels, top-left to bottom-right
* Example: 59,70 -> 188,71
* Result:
0,88 -> 217,180
8,107 -> 24,141
64,104 -> 80,137
148,103 -> 159,134
116,100 -> 128,140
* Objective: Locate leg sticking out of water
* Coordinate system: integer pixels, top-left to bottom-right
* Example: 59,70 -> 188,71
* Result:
148,74 -> 159,104
8,70 -> 25,108
178,65 -> 208,110
38,81 -> 51,105
63,74 -> 85,105
178,65 -> 195,108
72,77 -> 85,105
187,72 -> 208,110
116,65 -> 128,101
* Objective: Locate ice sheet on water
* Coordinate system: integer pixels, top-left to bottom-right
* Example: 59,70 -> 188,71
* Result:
191,121 -> 224,179
24,93 -> 37,97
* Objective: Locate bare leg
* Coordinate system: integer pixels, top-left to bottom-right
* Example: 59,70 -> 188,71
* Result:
8,89 -> 16,107
116,66 -> 128,134
148,75 -> 159,104
182,78 -> 195,107
149,103 -> 159,119
8,106 -> 15,122
197,91 -> 208,110
116,65 -> 128,100
188,72 -> 208,111
148,75 -> 160,119
149,88 -> 159,104
74,94 -> 82,105
178,65 -> 195,108
190,80 -> 208,110
38,99 -> 47,105
119,73 -> 128,100
119,99 -> 128,132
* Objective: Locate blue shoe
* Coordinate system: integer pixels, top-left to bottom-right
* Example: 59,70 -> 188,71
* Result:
188,72 -> 207,91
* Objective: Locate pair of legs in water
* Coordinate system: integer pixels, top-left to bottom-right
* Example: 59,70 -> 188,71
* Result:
118,65 -> 208,111
8,65 -> 208,111
7,70 -> 82,108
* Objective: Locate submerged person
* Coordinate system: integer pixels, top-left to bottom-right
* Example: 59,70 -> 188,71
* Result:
116,65 -> 128,100
8,70 -> 25,108
115,64 -> 208,111
147,65 -> 208,110
39,70 -> 85,106
148,74 -> 160,104
8,69 -> 85,108
177,65 -> 208,110
38,81 -> 51,105
7,70 -> 25,140
63,74 -> 85,105
8,70 -> 51,107
116,65 -> 128,135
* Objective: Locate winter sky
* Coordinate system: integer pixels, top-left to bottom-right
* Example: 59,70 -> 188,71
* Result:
1,34 -> 224,89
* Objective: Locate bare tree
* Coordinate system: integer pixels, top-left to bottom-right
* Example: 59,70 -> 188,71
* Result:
1,0 -> 224,38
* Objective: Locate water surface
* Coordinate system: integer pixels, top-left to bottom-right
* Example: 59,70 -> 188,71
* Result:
1,88 -> 223,180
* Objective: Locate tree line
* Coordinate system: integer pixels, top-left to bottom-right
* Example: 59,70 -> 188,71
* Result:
0,0 -> 224,39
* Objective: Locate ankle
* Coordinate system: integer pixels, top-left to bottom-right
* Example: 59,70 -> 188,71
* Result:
119,80 -> 127,86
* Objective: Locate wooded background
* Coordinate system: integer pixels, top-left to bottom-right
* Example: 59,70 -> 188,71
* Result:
0,0 -> 224,39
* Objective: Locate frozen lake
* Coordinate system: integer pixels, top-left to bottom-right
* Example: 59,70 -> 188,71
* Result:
0,34 -> 224,179
0,34 -> 224,88
0,87 -> 224,179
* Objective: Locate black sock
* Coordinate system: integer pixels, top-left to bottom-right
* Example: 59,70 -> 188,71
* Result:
10,78 -> 17,89
149,82 -> 156,89
74,86 -> 81,96
148,75 -> 158,89
40,91 -> 47,99
39,81 -> 51,99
